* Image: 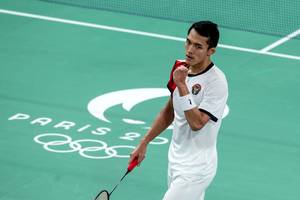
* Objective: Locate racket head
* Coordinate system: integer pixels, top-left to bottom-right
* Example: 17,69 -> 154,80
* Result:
94,190 -> 109,200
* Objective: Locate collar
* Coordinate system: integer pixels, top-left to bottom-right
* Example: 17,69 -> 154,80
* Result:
188,62 -> 214,77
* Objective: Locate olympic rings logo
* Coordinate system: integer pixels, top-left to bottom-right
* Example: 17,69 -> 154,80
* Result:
33,133 -> 135,159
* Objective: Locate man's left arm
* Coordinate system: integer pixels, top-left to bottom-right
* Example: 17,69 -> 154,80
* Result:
173,66 -> 210,131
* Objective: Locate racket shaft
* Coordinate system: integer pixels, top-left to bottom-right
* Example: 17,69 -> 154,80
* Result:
110,171 -> 129,195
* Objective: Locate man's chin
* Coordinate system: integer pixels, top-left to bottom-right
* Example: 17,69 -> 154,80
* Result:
185,60 -> 192,65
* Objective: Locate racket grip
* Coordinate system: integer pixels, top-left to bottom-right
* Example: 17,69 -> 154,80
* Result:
127,157 -> 139,172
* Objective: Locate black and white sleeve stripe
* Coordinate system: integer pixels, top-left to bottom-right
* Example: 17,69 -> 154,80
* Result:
199,108 -> 218,122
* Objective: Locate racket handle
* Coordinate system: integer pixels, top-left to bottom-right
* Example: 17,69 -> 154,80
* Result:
127,157 -> 139,172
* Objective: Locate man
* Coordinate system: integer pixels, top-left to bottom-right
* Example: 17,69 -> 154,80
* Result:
129,21 -> 228,200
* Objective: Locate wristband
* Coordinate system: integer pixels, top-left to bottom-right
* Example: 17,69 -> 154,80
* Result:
179,93 -> 196,111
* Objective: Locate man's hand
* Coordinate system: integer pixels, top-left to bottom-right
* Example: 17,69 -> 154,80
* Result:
129,140 -> 147,166
173,65 -> 188,87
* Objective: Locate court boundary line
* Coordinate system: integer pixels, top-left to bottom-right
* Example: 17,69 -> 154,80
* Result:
260,28 -> 300,52
1,8 -> 300,61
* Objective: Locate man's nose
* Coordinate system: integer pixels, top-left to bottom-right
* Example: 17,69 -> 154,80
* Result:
186,45 -> 194,54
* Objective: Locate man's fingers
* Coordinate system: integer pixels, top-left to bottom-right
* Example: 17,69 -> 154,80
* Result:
129,153 -> 136,164
137,154 -> 145,166
176,65 -> 189,72
129,143 -> 147,166
129,152 -> 144,165
174,66 -> 188,77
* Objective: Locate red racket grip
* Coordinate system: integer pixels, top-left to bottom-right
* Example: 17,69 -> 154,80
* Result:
127,158 -> 139,172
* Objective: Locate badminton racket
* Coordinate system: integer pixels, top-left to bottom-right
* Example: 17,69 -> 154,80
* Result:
94,158 -> 139,200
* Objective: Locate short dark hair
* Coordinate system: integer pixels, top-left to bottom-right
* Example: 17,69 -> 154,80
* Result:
187,21 -> 219,48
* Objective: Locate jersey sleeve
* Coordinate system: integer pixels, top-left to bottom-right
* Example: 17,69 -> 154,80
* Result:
199,79 -> 228,122
167,60 -> 188,94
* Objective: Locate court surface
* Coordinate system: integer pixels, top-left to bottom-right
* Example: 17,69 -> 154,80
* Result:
1,1 -> 300,200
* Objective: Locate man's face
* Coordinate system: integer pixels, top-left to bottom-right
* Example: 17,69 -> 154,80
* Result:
185,28 -> 215,66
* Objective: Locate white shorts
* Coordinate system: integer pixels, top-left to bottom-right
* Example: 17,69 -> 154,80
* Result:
162,172 -> 215,200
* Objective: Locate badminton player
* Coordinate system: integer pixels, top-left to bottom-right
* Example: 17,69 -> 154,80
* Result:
129,21 -> 228,200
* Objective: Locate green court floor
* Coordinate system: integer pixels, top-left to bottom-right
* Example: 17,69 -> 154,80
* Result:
1,1 -> 300,200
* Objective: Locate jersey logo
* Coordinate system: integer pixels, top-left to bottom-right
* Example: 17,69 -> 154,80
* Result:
192,84 -> 201,95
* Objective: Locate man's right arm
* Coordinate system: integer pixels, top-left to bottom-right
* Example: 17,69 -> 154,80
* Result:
129,97 -> 174,165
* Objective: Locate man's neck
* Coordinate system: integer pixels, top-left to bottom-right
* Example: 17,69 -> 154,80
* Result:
188,59 -> 212,75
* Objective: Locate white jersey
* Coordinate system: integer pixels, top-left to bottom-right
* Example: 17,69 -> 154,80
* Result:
167,60 -> 228,178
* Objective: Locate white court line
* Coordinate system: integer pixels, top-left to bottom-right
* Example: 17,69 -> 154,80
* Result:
260,29 -> 300,52
1,9 -> 300,61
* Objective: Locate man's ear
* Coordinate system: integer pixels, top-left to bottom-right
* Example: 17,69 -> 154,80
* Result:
207,47 -> 216,56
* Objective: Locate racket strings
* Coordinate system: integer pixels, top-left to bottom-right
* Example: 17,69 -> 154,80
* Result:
95,190 -> 109,200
